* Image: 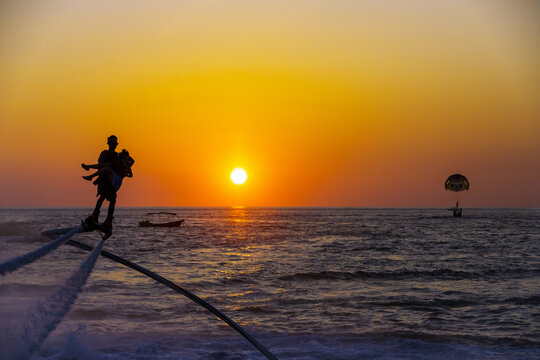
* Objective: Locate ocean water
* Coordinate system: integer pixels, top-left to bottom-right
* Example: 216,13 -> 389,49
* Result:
0,208 -> 538,360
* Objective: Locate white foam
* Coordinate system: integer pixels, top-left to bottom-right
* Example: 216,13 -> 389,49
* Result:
0,226 -> 81,275
27,332 -> 540,360
1,240 -> 104,360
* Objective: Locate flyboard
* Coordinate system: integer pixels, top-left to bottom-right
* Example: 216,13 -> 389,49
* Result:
42,218 -> 112,240
41,224 -> 278,360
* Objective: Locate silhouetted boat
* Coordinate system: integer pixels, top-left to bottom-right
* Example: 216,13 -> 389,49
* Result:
139,219 -> 184,227
138,212 -> 184,227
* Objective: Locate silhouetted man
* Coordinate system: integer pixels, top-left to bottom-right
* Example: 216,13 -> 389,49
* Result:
84,135 -> 119,237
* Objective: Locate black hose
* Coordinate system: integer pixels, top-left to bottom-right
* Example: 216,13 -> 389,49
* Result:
1,226 -> 84,275
66,239 -> 278,360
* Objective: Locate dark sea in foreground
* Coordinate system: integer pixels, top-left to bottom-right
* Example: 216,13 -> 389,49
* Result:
0,208 -> 538,359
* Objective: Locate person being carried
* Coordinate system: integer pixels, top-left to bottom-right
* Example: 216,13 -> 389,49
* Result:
82,149 -> 134,184
81,135 -> 134,238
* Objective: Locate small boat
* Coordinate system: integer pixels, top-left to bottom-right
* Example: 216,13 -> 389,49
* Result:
139,212 -> 184,227
139,220 -> 184,227
447,202 -> 462,217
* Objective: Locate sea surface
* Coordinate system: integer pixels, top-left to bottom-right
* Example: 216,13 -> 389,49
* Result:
0,208 -> 538,359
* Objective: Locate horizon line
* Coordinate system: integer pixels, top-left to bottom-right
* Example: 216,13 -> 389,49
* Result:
0,206 -> 538,210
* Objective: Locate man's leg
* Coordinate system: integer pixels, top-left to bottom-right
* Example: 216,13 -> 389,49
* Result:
103,192 -> 117,229
95,194 -> 116,239
92,195 -> 106,222
84,195 -> 105,228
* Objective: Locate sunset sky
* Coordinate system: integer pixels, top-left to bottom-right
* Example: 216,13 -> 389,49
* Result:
0,0 -> 538,207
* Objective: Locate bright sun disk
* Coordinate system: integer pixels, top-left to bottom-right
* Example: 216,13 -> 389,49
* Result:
231,168 -> 247,185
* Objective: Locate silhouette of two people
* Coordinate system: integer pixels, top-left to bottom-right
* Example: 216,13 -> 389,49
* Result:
82,135 -> 134,237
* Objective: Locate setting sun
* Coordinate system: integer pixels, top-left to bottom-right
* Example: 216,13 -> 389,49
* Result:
231,168 -> 248,185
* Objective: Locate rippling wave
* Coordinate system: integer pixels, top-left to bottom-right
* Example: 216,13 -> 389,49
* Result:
0,208 -> 538,359
279,268 -> 540,281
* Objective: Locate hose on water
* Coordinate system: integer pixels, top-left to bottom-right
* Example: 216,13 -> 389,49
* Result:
66,239 -> 278,360
6,239 -> 105,360
0,226 -> 83,276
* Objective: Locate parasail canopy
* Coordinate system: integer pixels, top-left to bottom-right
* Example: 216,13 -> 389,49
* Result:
445,174 -> 470,192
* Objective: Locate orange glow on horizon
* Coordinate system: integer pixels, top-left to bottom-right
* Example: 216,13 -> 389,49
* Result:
0,1 -> 538,207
